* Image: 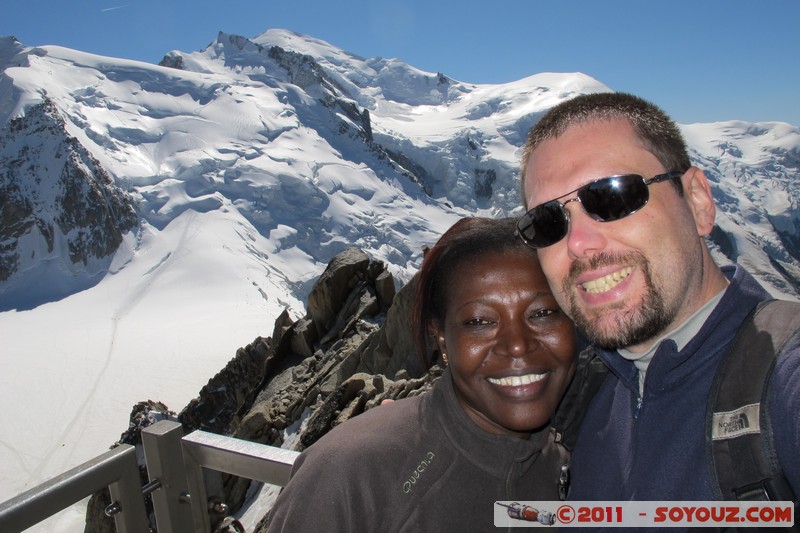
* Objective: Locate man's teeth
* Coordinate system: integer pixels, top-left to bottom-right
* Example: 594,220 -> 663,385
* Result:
488,373 -> 546,386
582,266 -> 633,294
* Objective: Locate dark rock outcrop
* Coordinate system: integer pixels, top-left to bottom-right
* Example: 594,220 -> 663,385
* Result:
0,98 -> 138,308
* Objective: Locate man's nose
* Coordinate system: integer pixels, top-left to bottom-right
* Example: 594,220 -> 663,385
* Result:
563,201 -> 608,259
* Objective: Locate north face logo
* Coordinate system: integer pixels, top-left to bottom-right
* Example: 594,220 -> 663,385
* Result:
719,413 -> 749,434
712,403 -> 760,441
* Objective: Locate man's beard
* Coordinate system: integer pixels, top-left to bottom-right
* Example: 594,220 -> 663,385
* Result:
564,252 -> 675,350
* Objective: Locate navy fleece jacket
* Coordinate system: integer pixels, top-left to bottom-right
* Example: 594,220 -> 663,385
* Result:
568,265 -> 800,509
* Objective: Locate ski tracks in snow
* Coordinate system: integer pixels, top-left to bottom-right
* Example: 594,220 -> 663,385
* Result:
33,213 -> 199,479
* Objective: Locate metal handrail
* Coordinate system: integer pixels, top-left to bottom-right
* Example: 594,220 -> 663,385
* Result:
0,444 -> 148,533
180,426 -> 300,532
0,420 -> 300,533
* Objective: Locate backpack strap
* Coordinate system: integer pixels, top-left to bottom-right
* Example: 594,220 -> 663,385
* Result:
707,299 -> 800,502
551,345 -> 609,500
552,346 -> 609,452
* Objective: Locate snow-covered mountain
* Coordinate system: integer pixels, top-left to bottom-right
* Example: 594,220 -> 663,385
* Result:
0,28 -> 798,530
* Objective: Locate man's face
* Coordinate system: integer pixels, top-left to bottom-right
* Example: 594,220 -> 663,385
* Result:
523,118 -> 707,352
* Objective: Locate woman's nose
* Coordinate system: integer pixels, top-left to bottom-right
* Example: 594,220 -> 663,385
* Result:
497,321 -> 536,358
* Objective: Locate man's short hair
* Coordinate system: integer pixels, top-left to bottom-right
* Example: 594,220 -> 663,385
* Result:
520,92 -> 691,208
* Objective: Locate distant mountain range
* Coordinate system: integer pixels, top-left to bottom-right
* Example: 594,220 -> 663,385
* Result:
0,28 -> 797,524
2,30 -> 798,308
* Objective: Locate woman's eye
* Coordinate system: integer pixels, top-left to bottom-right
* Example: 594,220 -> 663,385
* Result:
531,308 -> 558,319
465,318 -> 492,327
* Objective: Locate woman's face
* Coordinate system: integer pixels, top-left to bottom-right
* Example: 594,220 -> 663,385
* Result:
434,250 -> 577,437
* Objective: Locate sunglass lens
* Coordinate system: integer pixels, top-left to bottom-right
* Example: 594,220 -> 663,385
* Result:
517,202 -> 568,248
578,175 -> 649,222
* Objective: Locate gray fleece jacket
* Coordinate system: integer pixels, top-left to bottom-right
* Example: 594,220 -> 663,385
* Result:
265,368 -> 569,532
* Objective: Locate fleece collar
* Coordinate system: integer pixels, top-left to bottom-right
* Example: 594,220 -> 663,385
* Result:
595,264 -> 771,397
432,367 -> 551,478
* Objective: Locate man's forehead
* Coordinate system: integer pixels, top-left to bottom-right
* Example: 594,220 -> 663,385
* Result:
523,119 -> 654,202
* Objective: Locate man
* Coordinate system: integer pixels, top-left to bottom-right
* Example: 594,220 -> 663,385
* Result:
516,92 -> 799,503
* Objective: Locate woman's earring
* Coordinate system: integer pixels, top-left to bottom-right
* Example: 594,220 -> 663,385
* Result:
441,352 -> 448,366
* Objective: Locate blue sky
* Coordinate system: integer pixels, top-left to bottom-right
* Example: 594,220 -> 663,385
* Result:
3,0 -> 799,125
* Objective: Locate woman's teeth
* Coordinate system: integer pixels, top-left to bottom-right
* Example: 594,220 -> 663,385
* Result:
488,373 -> 545,386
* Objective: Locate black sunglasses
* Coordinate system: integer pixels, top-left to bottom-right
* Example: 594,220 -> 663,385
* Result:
516,171 -> 683,248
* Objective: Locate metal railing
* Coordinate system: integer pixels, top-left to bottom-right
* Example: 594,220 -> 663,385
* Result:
0,420 -> 300,533
0,444 -> 148,532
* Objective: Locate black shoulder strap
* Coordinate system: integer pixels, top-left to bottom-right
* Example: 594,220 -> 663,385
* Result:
552,346 -> 609,451
707,299 -> 800,502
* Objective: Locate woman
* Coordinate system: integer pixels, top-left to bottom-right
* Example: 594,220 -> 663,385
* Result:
265,217 -> 577,532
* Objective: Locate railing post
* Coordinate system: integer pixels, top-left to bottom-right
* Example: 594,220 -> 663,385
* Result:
182,436 -> 213,533
141,420 -> 195,533
107,446 -> 150,533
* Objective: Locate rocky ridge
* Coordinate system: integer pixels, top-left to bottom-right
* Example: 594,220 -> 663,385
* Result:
85,247 -> 442,532
0,98 -> 138,310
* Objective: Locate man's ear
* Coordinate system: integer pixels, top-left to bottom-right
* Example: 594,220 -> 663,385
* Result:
682,167 -> 717,237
